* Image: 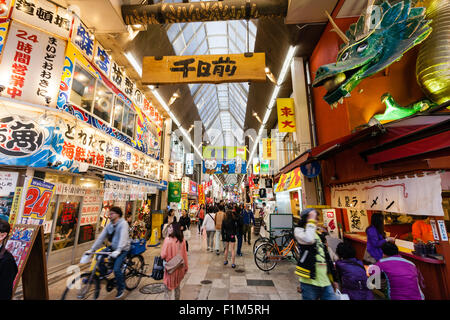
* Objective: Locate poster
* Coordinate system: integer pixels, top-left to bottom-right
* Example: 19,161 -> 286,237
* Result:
437,220 -> 448,242
0,21 -> 67,107
322,209 -> 339,238
20,178 -> 55,225
347,209 -> 369,233
262,138 -> 276,160
277,98 -> 296,133
185,153 -> 194,175
275,167 -> 302,193
0,171 -> 18,196
8,187 -> 22,225
198,184 -> 205,205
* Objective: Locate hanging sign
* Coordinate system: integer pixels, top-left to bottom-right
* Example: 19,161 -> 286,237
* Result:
189,181 -> 197,196
168,181 -> 181,203
181,193 -> 188,211
347,209 -> 369,233
261,159 -> 269,174
0,21 -> 67,107
322,209 -> 338,238
185,153 -> 194,175
275,167 -> 302,193
430,220 -> 440,241
437,220 -> 448,242
253,158 -> 260,175
142,53 -> 266,85
198,184 -> 205,205
20,178 -> 55,225
262,138 -> 276,160
331,174 -> 444,216
277,98 -> 296,133
11,0 -> 72,39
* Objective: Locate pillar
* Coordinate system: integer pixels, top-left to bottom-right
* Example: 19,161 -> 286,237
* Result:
160,118 -> 172,210
291,57 -> 319,207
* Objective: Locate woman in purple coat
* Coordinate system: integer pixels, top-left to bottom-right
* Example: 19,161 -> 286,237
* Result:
365,213 -> 395,263
335,242 -> 374,300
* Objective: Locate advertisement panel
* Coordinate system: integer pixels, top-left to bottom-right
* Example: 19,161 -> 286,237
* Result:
0,21 -> 67,107
20,178 -> 55,225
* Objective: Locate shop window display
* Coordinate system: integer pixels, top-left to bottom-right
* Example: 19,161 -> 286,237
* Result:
52,196 -> 81,251
70,64 -> 96,112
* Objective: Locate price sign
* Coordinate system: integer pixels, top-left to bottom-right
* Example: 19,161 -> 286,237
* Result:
20,178 -> 55,225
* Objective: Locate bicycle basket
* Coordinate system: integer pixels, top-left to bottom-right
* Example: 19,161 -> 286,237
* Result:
130,238 -> 147,255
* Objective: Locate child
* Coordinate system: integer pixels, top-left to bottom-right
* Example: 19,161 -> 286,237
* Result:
335,242 -> 374,300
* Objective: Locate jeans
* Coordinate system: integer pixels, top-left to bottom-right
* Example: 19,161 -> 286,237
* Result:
113,250 -> 129,292
300,283 -> 337,300
206,231 -> 215,249
236,234 -> 243,255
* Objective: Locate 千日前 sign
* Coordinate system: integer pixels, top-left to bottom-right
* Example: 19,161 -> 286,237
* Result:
331,174 -> 445,216
142,53 -> 266,85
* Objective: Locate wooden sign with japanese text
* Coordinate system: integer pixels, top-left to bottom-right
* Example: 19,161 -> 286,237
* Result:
6,224 -> 49,299
277,98 -> 296,133
142,53 -> 266,85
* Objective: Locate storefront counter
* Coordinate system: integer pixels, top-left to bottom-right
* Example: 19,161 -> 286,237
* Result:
344,233 -> 447,299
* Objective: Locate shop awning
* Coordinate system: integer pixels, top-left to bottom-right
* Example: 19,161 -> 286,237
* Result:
103,172 -> 168,191
361,114 -> 450,165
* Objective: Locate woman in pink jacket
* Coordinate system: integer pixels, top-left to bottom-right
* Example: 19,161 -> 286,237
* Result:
161,222 -> 188,300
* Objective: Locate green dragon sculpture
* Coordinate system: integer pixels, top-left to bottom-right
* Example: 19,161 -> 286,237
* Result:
312,0 -> 436,122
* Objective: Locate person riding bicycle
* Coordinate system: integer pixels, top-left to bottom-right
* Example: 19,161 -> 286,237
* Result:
85,206 -> 130,299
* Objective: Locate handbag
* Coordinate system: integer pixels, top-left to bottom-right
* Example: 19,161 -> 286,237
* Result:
335,289 -> 350,300
151,256 -> 164,280
165,242 -> 185,274
183,229 -> 191,241
162,223 -> 169,239
363,248 -> 377,264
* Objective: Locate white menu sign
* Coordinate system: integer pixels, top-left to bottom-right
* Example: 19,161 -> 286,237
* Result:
0,171 -> 18,196
0,21 -> 66,107
12,0 -> 72,39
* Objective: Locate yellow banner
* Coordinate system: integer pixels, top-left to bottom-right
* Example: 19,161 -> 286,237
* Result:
277,98 -> 296,133
262,138 -> 276,160
275,167 -> 302,192
202,146 -> 246,160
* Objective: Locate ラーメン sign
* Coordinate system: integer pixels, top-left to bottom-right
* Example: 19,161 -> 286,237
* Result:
142,53 -> 266,85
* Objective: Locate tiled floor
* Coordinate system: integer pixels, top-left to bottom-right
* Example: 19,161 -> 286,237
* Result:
49,226 -> 303,300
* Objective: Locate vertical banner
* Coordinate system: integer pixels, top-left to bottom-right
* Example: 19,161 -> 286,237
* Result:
252,158 -> 260,175
185,153 -> 194,175
20,179 -> 55,225
198,184 -> 205,205
260,160 -> 269,174
277,98 -> 296,133
168,181 -> 181,203
262,138 -> 276,160
8,187 -> 23,226
0,21 -> 67,107
322,209 -> 339,238
181,193 -> 188,211
347,209 -> 369,233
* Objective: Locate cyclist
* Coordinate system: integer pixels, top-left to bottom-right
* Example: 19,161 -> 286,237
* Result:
85,206 -> 130,299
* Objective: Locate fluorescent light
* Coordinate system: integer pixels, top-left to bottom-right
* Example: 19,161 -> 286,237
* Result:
124,51 -> 142,77
277,45 -> 297,86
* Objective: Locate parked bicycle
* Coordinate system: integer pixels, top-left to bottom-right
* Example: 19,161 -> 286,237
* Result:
253,229 -> 300,272
61,246 -> 146,300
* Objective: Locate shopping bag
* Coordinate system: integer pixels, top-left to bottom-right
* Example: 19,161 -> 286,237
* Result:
151,256 -> 164,280
335,289 -> 350,300
183,229 -> 191,241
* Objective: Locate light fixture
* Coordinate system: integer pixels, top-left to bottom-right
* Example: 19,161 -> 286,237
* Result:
124,51 -> 142,77
168,90 -> 180,107
187,124 -> 194,133
265,67 -> 277,84
252,111 -> 262,124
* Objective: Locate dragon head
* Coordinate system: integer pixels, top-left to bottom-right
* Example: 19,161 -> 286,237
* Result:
312,0 -> 432,108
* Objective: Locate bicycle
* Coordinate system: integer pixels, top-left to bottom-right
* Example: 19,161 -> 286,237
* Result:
253,229 -> 300,272
61,247 -> 147,300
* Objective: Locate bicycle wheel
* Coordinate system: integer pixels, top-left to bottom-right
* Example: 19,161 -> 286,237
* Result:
61,272 -> 100,300
254,242 -> 278,272
253,236 -> 270,254
124,254 -> 145,290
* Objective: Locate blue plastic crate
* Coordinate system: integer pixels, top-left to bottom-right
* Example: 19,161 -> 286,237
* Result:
130,238 -> 146,255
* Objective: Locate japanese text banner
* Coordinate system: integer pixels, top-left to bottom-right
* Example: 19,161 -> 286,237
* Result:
331,174 -> 444,216
277,98 -> 296,133
142,53 -> 266,85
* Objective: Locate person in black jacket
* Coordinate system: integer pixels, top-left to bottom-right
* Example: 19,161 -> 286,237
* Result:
0,219 -> 18,300
221,210 -> 238,268
234,209 -> 244,257
179,209 -> 191,252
